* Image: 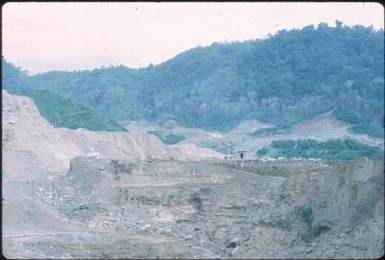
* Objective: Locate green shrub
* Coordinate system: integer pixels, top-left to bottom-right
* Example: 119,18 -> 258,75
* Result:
200,140 -> 234,154
252,127 -> 280,137
147,131 -> 186,144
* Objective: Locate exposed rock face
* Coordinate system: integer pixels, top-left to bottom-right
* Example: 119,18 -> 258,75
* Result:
2,90 -> 223,177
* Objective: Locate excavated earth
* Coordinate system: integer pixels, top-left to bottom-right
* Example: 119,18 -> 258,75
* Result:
3,157 -> 384,259
2,91 -> 384,258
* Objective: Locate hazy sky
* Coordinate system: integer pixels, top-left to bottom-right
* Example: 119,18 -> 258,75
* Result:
2,2 -> 384,74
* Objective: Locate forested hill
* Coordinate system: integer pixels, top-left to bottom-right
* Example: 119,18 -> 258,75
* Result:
3,22 -> 384,137
3,61 -> 126,131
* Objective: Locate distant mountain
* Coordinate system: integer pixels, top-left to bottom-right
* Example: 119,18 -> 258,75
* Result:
3,21 -> 384,137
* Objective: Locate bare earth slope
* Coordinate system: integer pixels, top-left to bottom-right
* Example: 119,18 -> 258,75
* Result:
2,90 -> 222,177
124,111 -> 383,158
1,90 -> 222,258
236,111 -> 384,153
2,90 -> 384,259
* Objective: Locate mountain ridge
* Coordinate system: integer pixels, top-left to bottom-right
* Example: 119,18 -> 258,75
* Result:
2,22 -> 384,138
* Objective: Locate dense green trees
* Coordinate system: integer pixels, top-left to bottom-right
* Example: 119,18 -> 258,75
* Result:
3,22 -> 384,137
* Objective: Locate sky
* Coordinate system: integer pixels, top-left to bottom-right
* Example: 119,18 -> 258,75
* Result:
2,2 -> 384,74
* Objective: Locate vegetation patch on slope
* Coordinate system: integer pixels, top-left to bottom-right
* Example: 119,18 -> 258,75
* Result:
200,140 -> 235,154
147,131 -> 186,144
256,139 -> 384,160
4,86 -> 126,132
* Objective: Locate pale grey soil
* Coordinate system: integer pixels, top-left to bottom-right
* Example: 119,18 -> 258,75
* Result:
3,158 -> 384,259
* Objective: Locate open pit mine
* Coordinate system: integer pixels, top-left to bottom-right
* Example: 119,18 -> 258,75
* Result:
2,90 -> 384,259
